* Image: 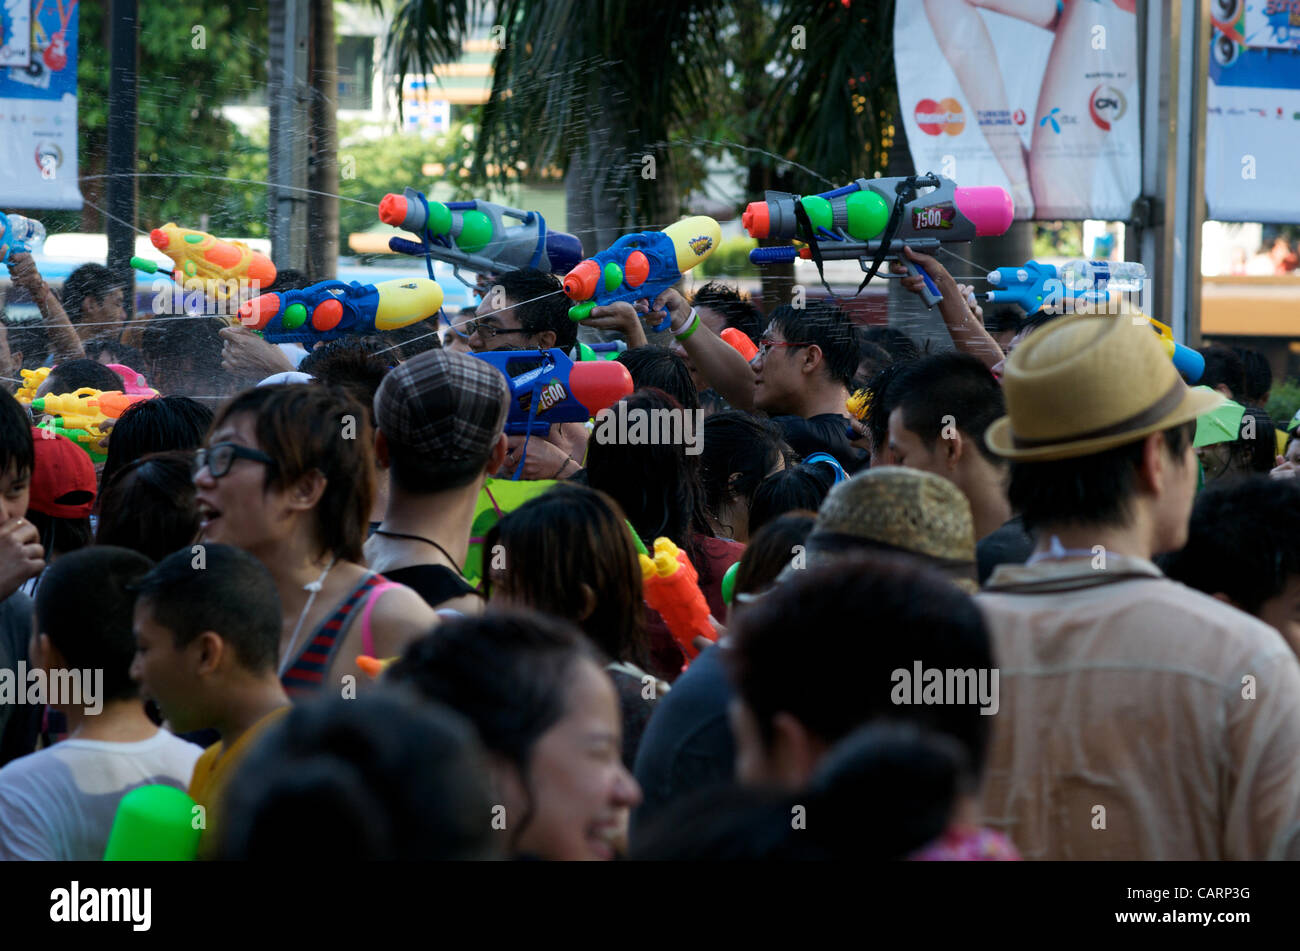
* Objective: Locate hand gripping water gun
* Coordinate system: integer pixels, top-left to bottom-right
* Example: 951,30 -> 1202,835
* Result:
103,784 -> 202,861
0,211 -> 46,265
14,367 -> 51,404
742,173 -> 1013,305
640,537 -> 716,663
379,187 -> 584,287
562,217 -> 723,332
131,223 -> 277,300
471,348 -> 633,437
984,259 -> 1146,316
238,277 -> 443,345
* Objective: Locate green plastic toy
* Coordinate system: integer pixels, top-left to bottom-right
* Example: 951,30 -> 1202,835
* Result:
103,784 -> 202,861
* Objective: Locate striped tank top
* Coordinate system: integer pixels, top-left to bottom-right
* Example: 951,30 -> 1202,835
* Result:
281,573 -> 388,698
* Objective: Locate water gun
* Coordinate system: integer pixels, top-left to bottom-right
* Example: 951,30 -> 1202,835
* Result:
471,348 -> 633,437
1135,314 -> 1205,384
574,341 -> 628,362
30,387 -> 153,422
238,277 -> 443,345
562,216 -> 723,332
14,367 -> 51,404
743,174 -> 1013,305
379,188 -> 584,288
104,784 -> 201,861
0,211 -> 46,265
983,260 -> 1146,316
130,223 -> 277,300
640,537 -> 716,663
104,363 -> 159,397
356,655 -> 396,679
38,423 -> 107,464
721,327 -> 758,361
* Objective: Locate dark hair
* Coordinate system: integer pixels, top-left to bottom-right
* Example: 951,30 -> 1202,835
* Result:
299,339 -> 392,429
133,543 -> 283,672
266,268 -> 313,293
83,335 -> 144,370
889,352 -> 1006,466
1233,347 -> 1273,405
384,610 -> 602,852
1198,344 -> 1245,397
982,305 -> 1025,337
35,546 -> 154,702
140,315 -> 226,397
1159,476 -> 1300,615
3,320 -> 50,371
60,264 -> 122,325
26,509 -> 92,560
95,451 -> 201,560
859,325 -> 920,363
727,553 -> 994,777
699,411 -> 786,536
0,391 -> 34,481
733,511 -> 816,598
495,268 -> 575,350
210,385 -> 375,562
46,359 -> 124,396
865,358 -> 911,460
219,693 -> 497,860
693,281 -> 764,343
99,395 -> 213,491
616,346 -> 700,412
768,300 -> 859,389
747,465 -> 834,536
1008,421 -> 1196,535
853,335 -> 892,390
482,484 -> 649,669
1200,405 -> 1279,484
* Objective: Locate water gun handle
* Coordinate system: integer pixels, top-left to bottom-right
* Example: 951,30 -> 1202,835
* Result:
750,245 -> 799,264
389,236 -> 426,257
903,256 -> 943,307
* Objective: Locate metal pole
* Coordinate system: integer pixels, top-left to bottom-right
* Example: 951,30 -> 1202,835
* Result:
269,0 -> 310,273
106,0 -> 138,320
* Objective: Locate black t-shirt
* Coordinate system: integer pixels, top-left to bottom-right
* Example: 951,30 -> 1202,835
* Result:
771,413 -> 867,471
381,564 -> 481,611
976,515 -> 1035,585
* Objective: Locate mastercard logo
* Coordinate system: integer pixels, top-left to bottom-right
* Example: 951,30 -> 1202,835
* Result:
915,98 -> 965,136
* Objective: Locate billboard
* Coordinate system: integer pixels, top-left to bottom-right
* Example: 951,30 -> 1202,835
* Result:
0,0 -> 81,209
894,0 -> 1140,221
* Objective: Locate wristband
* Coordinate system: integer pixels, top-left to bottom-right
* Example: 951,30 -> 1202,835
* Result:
674,309 -> 701,342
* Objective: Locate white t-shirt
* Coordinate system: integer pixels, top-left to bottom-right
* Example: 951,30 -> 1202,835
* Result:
0,728 -> 203,860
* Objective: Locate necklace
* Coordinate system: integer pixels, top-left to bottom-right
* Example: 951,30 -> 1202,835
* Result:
373,528 -> 464,577
278,556 -> 339,676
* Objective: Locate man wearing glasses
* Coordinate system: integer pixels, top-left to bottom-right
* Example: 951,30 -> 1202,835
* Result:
463,269 -> 575,355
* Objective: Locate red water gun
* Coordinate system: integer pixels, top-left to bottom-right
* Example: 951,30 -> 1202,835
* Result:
639,537 -> 716,662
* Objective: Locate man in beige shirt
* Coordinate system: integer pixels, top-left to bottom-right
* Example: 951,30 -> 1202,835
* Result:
976,315 -> 1300,859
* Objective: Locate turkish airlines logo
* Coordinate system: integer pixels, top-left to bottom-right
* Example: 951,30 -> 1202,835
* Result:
1090,85 -> 1127,131
915,98 -> 965,136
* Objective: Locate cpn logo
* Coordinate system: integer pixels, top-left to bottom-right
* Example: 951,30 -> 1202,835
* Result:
914,98 -> 965,136
1089,84 -> 1127,131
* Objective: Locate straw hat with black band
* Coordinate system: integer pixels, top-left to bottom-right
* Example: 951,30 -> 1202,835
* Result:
984,316 -> 1224,462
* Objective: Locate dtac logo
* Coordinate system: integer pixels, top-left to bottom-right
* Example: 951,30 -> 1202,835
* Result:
1038,107 -> 1078,134
1089,85 -> 1127,131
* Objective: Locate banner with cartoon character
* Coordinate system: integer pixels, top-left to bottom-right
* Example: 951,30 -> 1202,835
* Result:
1205,0 -> 1300,222
894,0 -> 1140,221
0,0 -> 80,209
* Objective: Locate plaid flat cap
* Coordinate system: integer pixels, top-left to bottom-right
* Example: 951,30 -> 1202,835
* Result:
374,349 -> 509,464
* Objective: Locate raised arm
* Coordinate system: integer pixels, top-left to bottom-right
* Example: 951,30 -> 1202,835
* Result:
6,253 -> 86,363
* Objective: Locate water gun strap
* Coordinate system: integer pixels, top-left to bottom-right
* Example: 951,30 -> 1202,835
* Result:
793,201 -> 838,300
415,190 -> 437,283
510,372 -> 548,481
853,181 -> 910,297
527,211 -> 546,271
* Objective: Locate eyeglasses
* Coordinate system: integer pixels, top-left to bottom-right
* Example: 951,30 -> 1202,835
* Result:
193,443 -> 276,480
757,337 -> 813,358
464,317 -> 529,341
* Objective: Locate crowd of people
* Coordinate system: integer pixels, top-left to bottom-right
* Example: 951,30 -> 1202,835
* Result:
1,238 -> 1299,862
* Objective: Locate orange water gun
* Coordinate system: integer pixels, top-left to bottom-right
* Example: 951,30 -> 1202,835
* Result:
131,223 -> 277,300
356,655 -> 397,679
639,537 -> 715,662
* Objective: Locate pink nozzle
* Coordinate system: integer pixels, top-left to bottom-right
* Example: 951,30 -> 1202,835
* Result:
954,187 -> 1014,237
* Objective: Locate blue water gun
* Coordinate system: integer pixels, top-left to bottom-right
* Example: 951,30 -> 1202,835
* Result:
236,277 -> 444,345
0,212 -> 46,265
380,188 -> 584,288
561,217 -> 722,332
984,260 -> 1146,317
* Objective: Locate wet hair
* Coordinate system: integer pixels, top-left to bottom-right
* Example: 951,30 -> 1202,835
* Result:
1008,420 -> 1196,535
266,268 -> 313,293
0,391 -> 34,481
859,325 -> 920,363
299,339 -> 393,429
747,465 -> 834,536
1198,344 -> 1245,398
495,268 -> 575,350
46,359 -> 123,396
3,320 -> 50,371
616,346 -> 700,412
95,451 -> 201,561
693,282 -> 764,343
767,300 -> 859,389
699,411 -> 786,536
219,693 -> 498,860
384,610 -> 602,854
100,395 -> 213,491
139,314 -> 226,397
865,358 -> 911,460
26,509 -> 92,560
1232,346 -> 1272,405
482,483 -> 649,669
60,264 -> 122,325
36,546 -> 154,703
1159,476 -> 1300,616
727,553 -> 994,777
210,384 -> 375,563
888,352 -> 1006,466
83,335 -> 144,369
853,335 -> 892,390
132,543 -> 283,673
732,511 -> 816,599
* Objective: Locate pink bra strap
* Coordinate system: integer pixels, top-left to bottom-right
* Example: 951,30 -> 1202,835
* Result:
360,580 -> 401,659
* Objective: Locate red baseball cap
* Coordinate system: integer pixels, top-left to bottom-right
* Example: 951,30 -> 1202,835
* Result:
28,427 -> 96,518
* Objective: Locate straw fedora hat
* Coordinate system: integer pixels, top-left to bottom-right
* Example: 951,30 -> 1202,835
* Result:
985,316 -> 1224,462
